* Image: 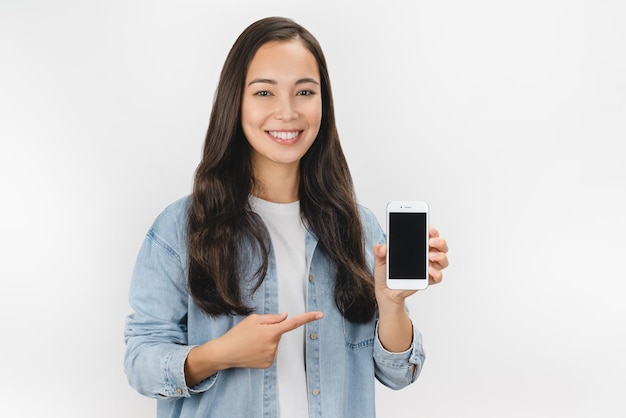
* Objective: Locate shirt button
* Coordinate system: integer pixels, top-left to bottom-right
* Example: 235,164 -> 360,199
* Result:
310,333 -> 317,340
176,388 -> 183,395
308,274 -> 314,282
311,388 -> 320,396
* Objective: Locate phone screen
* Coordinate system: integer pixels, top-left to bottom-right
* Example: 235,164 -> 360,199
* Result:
388,212 -> 428,280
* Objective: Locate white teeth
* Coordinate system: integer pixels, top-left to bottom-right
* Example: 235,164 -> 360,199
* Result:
269,131 -> 299,140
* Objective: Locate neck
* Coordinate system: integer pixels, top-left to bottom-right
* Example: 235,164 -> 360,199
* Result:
252,163 -> 300,204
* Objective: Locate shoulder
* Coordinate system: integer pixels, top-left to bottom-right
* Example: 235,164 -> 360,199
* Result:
147,195 -> 191,255
357,204 -> 385,245
152,195 -> 191,229
153,195 -> 191,221
357,204 -> 378,224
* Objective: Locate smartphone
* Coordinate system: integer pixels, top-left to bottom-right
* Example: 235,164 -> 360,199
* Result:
386,201 -> 429,290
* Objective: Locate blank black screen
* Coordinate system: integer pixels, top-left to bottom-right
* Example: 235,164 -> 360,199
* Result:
389,212 -> 427,279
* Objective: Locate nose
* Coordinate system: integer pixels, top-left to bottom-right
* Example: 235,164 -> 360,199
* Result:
274,96 -> 299,122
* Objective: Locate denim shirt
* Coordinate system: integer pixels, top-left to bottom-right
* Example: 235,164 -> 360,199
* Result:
124,196 -> 425,418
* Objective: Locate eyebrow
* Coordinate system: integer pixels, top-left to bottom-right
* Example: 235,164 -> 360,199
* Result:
247,77 -> 320,87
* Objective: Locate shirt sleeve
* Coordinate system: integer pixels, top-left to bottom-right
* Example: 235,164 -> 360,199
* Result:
373,320 -> 426,389
123,226 -> 216,399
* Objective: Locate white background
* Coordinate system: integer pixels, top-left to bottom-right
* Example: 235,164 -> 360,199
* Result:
1,1 -> 625,417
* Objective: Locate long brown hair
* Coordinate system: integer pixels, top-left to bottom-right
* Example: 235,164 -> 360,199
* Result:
187,16 -> 376,323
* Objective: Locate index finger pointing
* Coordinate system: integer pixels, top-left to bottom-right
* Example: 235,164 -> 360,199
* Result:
275,311 -> 324,335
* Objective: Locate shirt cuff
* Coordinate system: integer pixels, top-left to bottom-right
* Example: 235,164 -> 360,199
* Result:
374,321 -> 426,386
161,345 -> 218,398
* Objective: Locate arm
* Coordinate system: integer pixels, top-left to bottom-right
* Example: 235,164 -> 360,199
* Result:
373,244 -> 415,352
184,311 -> 323,387
125,230 -> 324,394
124,230 -> 197,399
373,226 -> 449,351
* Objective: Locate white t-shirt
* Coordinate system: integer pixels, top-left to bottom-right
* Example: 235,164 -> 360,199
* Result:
250,196 -> 309,418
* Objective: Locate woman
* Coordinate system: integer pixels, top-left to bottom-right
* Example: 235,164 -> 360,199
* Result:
124,16 -> 449,418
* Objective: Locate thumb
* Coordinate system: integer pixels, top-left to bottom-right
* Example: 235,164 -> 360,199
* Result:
258,312 -> 289,325
373,244 -> 387,287
374,244 -> 387,268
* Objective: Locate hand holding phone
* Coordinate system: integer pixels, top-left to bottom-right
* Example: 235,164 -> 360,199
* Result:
385,201 -> 429,290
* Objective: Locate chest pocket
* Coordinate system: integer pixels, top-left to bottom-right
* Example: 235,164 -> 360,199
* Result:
342,318 -> 376,350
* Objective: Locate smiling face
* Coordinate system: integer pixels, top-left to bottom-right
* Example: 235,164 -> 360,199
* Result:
241,39 -> 322,179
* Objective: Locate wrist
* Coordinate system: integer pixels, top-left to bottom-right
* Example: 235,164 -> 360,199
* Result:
376,307 -> 413,352
376,295 -> 407,316
185,340 -> 225,387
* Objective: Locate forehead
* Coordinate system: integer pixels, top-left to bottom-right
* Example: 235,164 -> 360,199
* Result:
245,40 -> 319,81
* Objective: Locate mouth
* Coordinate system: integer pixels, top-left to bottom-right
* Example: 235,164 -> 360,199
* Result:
267,130 -> 302,143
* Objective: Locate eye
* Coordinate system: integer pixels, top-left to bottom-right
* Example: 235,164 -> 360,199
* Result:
296,90 -> 315,96
254,90 -> 272,97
